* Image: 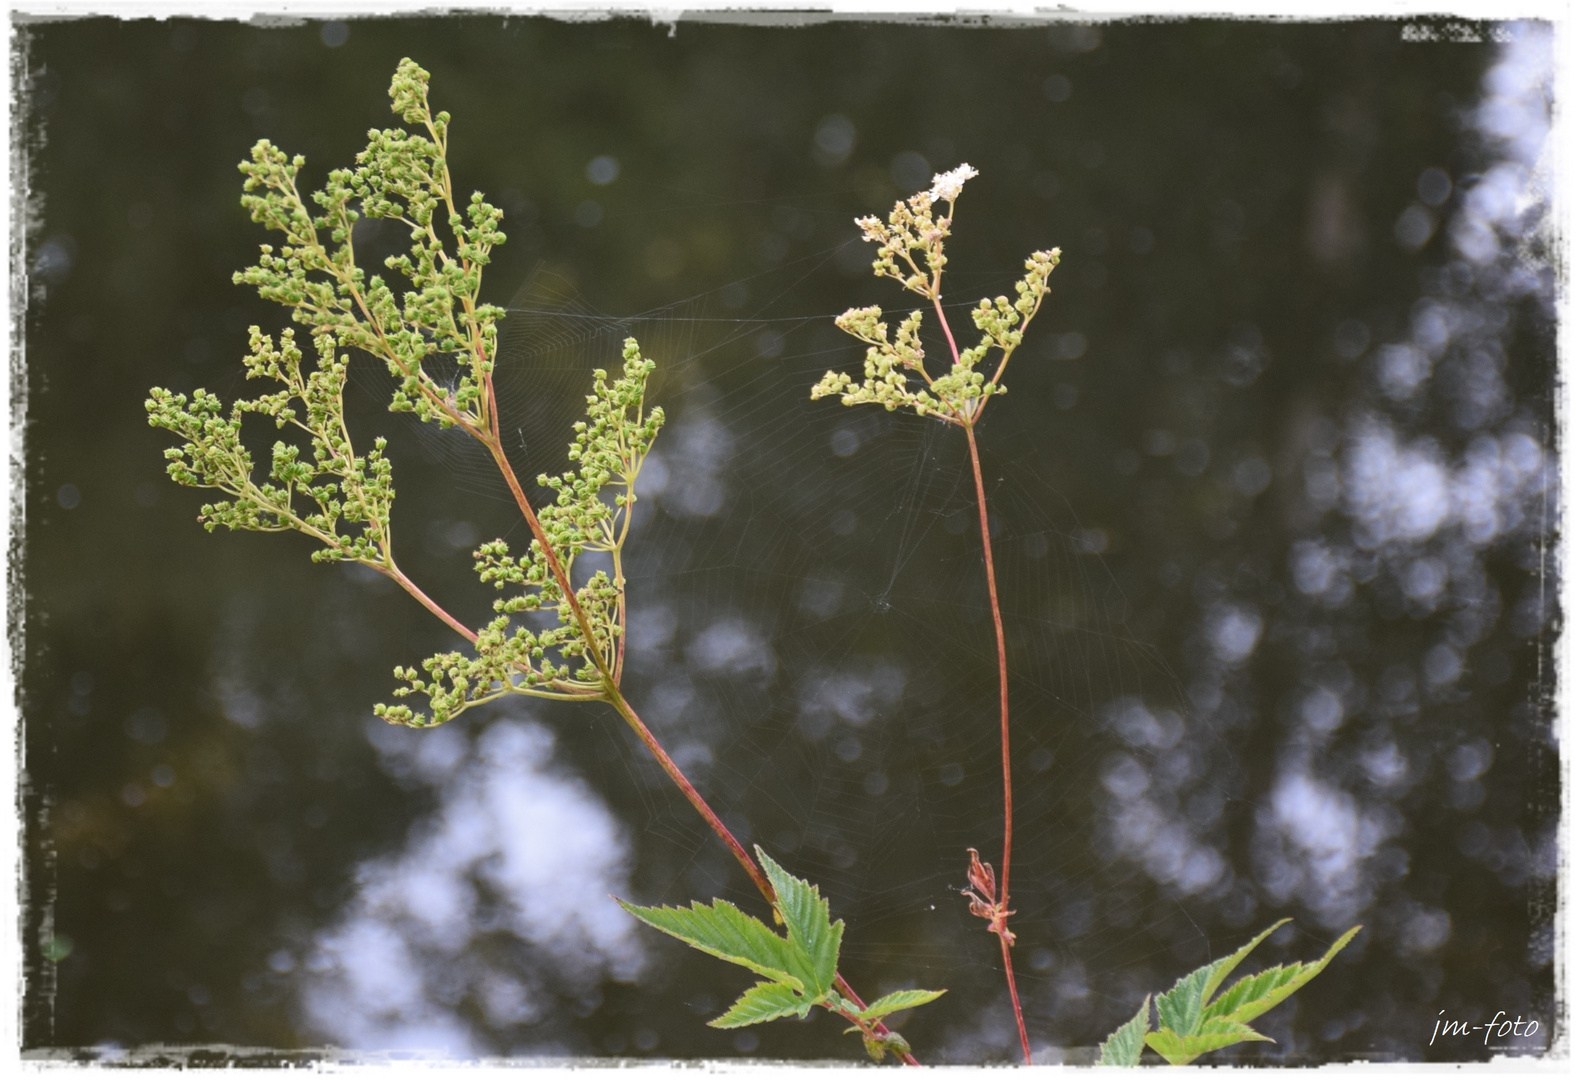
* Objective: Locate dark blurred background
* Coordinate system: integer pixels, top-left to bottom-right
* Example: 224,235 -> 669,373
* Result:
17,14 -> 1558,1064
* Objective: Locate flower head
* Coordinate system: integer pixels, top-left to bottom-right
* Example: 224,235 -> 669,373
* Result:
928,163 -> 980,204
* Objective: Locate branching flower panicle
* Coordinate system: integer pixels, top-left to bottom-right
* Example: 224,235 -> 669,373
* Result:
147,328 -> 395,567
818,166 -> 1060,429
232,58 -> 507,436
379,342 -> 664,727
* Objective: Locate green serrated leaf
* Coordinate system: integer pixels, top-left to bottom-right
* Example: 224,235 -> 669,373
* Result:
1205,924 -> 1362,1028
1097,995 -> 1151,1067
857,988 -> 947,1020
1200,918 -> 1290,1005
1154,962 -> 1212,1039
709,981 -> 811,1029
617,898 -> 802,990
1205,965 -> 1305,1030
755,846 -> 843,997
1155,919 -> 1290,1038
1145,1018 -> 1272,1066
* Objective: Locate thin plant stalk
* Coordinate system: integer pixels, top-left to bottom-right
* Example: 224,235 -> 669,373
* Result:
813,163 -> 1059,1059
815,167 -> 1058,1064
952,338 -> 1031,1067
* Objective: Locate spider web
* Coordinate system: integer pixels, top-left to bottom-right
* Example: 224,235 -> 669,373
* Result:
344,247 -> 1202,1059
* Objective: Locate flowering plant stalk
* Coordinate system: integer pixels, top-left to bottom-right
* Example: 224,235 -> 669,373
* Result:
145,58 -> 926,1064
817,169 -> 1364,1069
814,164 -> 1060,1064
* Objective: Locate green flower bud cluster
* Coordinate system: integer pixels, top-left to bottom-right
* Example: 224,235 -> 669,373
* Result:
813,307 -> 943,416
231,58 -> 506,434
146,328 -> 394,565
970,248 -> 1061,356
375,342 -> 664,727
537,340 -> 664,562
815,166 -> 1062,428
373,593 -> 612,727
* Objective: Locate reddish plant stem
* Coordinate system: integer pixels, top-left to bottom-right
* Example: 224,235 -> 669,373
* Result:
962,425 -> 1014,911
931,281 -> 1028,1064
932,295 -> 962,373
964,423 -> 1029,1066
385,563 -> 480,644
832,975 -> 921,1067
603,691 -> 772,899
998,932 -> 1030,1065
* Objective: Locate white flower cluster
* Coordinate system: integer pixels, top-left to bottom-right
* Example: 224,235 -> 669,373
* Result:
928,163 -> 979,203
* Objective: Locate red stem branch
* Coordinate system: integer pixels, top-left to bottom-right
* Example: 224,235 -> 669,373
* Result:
932,294 -> 962,373
965,423 -> 1027,1065
963,425 -> 1013,911
931,283 -> 1028,1064
604,692 -> 771,899
377,484 -> 920,1065
385,563 -> 478,644
999,931 -> 1030,1065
